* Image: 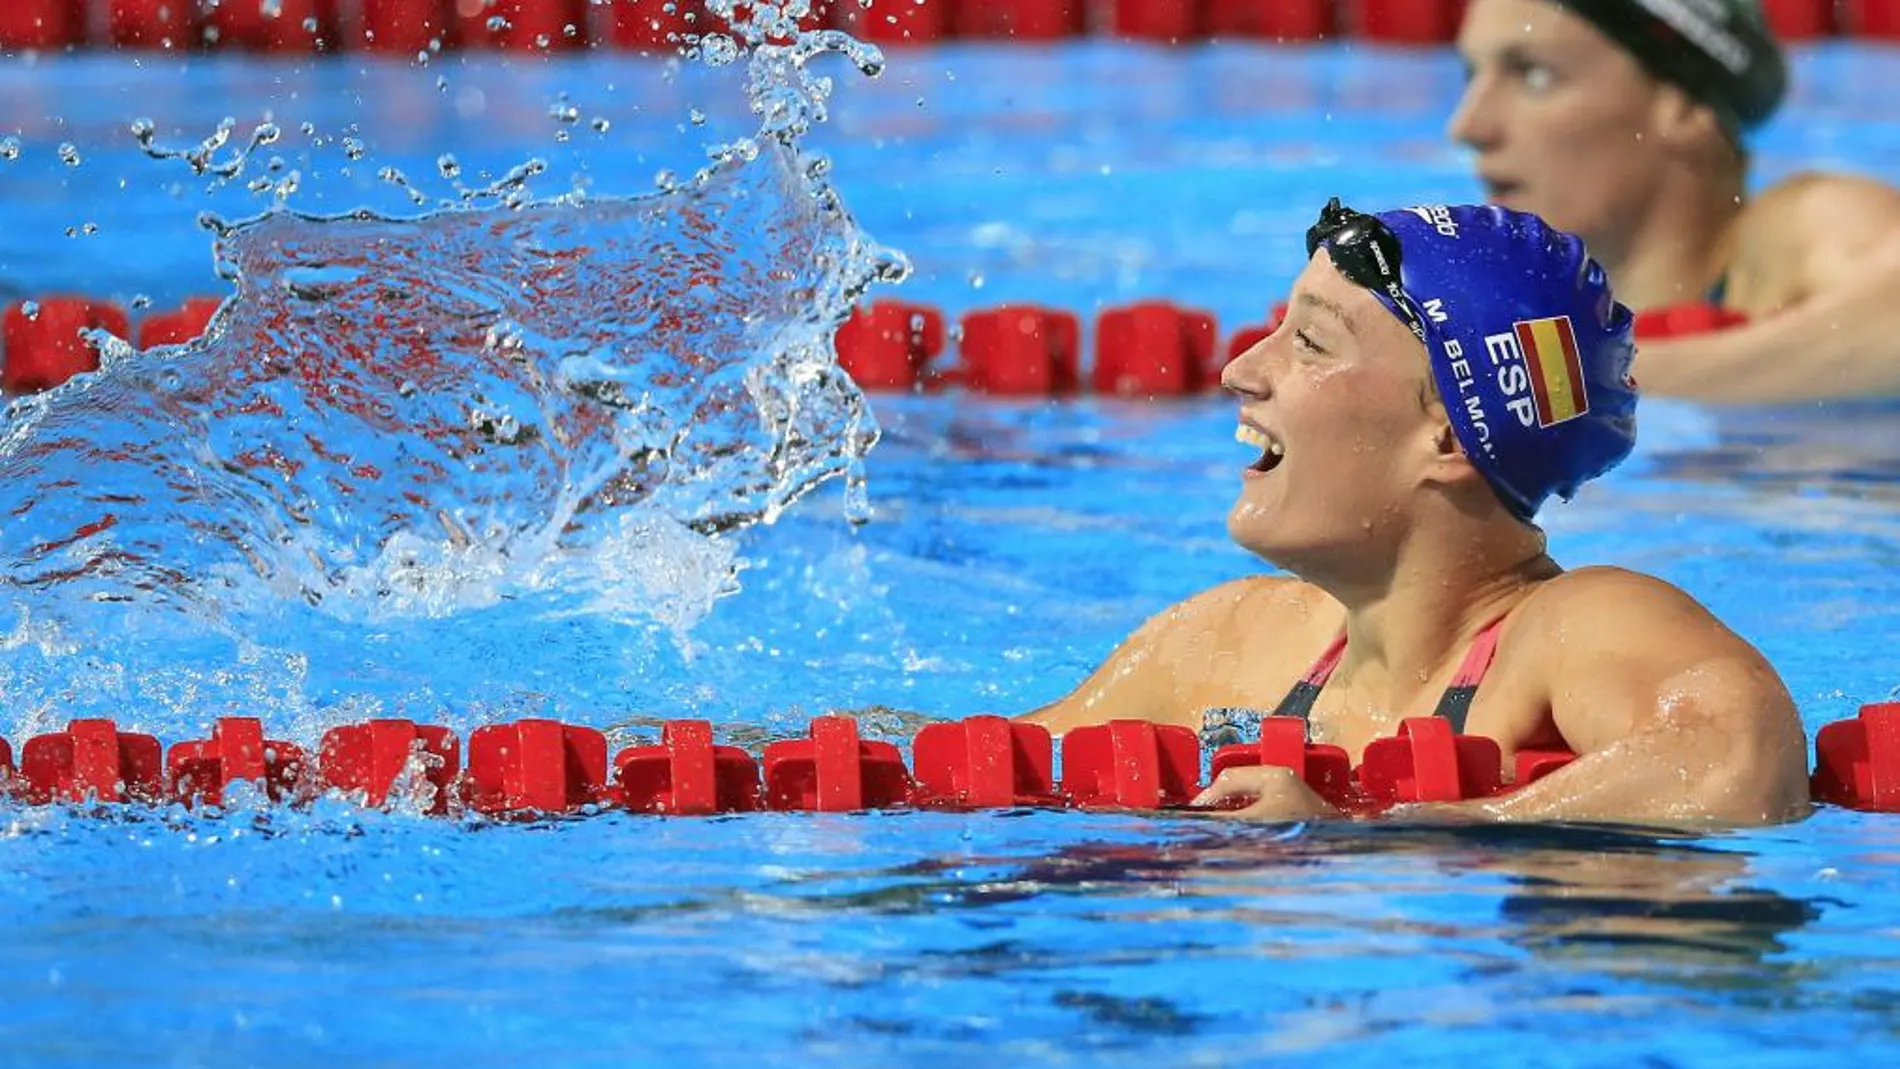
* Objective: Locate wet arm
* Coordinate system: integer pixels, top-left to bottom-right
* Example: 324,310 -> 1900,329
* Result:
1427,578 -> 1810,827
1461,655 -> 1811,827
1636,176 -> 1900,401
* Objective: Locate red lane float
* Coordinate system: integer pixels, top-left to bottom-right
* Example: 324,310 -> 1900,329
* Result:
831,0 -> 951,43
1634,303 -> 1747,340
1359,717 -> 1502,805
957,305 -> 1080,396
457,0 -> 591,51
1766,0 -> 1835,38
835,300 -> 946,391
18,719 -> 164,805
954,0 -> 1084,40
463,719 -> 609,815
616,719 -> 762,814
1843,0 -> 1900,39
137,296 -> 222,349
913,716 -> 1060,807
762,715 -> 911,811
607,0 -> 703,52
1060,719 -> 1201,808
1205,0 -> 1332,40
318,718 -> 460,813
0,1 -> 88,50
1113,0 -> 1199,42
106,0 -> 198,49
1812,702 -> 1900,811
1094,300 -> 1218,397
358,0 -> 456,52
1210,715 -> 1355,810
1351,0 -> 1463,44
2,298 -> 128,394
168,717 -> 307,807
209,0 -> 344,51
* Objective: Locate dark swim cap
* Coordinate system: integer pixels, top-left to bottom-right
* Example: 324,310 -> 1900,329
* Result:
1555,0 -> 1787,137
1349,205 -> 1638,520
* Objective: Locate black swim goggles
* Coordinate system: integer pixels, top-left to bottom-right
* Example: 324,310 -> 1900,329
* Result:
1304,197 -> 1431,346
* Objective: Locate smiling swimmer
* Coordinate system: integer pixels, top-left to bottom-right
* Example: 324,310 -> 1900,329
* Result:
1019,199 -> 1811,827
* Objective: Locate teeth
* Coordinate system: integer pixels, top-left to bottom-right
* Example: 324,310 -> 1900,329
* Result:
1235,425 -> 1283,456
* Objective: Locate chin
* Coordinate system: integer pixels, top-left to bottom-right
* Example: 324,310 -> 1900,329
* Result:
1226,507 -> 1286,564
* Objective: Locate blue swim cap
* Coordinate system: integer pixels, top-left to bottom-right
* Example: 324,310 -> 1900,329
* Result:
1362,204 -> 1638,520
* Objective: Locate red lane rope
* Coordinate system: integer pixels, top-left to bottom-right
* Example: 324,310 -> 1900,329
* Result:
0,294 -> 1750,398
0,703 -> 1892,816
0,1 -> 1854,55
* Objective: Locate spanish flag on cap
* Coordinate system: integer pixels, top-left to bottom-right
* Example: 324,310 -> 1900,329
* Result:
1513,315 -> 1590,428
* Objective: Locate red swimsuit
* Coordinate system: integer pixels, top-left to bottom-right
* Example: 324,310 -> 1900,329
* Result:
1269,616 -> 1507,736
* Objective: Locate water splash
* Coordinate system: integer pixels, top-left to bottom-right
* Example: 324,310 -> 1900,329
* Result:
0,3 -> 904,734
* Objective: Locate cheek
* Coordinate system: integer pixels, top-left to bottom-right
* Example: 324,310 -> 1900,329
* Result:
1522,95 -> 1655,218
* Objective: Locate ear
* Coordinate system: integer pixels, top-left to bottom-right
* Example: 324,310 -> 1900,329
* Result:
1419,416 -> 1488,493
1650,85 -> 1725,154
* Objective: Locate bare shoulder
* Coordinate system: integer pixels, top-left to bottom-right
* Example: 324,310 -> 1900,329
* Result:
1515,565 -> 1756,660
1748,170 -> 1900,227
1736,172 -> 1900,299
1512,567 -> 1793,731
1149,574 -> 1337,640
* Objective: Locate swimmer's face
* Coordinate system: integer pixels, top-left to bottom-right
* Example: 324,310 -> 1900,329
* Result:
1220,252 -> 1449,567
1449,0 -> 1680,255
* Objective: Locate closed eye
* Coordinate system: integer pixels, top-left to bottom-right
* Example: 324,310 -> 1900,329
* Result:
1295,329 -> 1326,355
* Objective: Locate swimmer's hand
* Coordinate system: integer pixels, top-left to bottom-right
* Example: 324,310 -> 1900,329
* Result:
1190,765 -> 1340,823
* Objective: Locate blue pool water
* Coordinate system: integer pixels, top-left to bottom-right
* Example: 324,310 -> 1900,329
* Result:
3,31 -> 1900,1068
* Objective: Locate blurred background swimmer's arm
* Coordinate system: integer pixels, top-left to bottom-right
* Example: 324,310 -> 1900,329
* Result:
1017,575 -> 1302,736
1633,173 -> 1900,402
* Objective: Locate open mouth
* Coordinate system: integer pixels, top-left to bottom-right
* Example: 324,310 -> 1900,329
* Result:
1235,423 -> 1284,474
1482,177 -> 1521,202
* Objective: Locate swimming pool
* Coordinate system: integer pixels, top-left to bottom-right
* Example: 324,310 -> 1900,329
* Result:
4,31 -> 1900,1069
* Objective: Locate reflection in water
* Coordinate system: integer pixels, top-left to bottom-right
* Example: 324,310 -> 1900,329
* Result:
755,820 -> 1823,970
1644,400 -> 1900,510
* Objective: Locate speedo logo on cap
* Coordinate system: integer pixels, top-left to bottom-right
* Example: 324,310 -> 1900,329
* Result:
1404,205 -> 1459,238
1633,0 -> 1751,75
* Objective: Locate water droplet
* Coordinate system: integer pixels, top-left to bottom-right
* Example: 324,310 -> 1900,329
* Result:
57,143 -> 81,167
591,117 -> 611,134
342,137 -> 366,161
700,33 -> 740,66
0,137 -> 18,162
689,108 -> 707,126
21,301 -> 40,320
437,154 -> 460,180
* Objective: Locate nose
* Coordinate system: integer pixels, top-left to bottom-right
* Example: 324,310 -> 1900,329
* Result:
1447,70 -> 1501,152
1221,325 -> 1282,400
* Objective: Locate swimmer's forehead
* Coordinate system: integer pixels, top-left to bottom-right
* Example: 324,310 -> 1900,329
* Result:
1456,0 -> 1611,61
1290,254 -> 1375,336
